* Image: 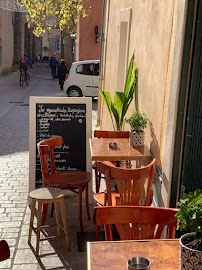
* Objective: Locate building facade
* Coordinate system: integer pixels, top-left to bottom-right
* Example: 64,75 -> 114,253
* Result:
76,0 -> 103,61
98,0 -> 201,207
0,8 -> 35,76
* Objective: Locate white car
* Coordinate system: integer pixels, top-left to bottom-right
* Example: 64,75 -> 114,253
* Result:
64,60 -> 100,97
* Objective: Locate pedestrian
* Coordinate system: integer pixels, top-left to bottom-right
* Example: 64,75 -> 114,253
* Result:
57,59 -> 68,90
49,56 -> 58,78
20,53 -> 32,78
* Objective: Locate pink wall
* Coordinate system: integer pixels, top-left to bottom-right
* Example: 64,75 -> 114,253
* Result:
77,0 -> 103,61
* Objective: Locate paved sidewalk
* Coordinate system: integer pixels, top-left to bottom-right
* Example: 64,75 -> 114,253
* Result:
0,69 -> 98,269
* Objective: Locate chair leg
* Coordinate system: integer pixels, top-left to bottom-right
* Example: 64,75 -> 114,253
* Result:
28,198 -> 36,244
51,202 -> 54,217
96,225 -> 100,241
60,197 -> 71,251
85,183 -> 91,220
42,203 -> 48,225
78,186 -> 84,232
54,202 -> 61,236
94,167 -> 99,193
36,201 -> 42,256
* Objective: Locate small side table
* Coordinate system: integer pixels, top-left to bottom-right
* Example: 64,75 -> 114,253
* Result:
28,187 -> 71,256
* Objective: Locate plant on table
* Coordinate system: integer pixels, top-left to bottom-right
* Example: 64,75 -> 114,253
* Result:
175,189 -> 202,269
100,54 -> 137,131
125,111 -> 148,147
125,111 -> 148,131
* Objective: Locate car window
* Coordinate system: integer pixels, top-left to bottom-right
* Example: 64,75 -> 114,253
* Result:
76,64 -> 94,75
94,63 -> 99,76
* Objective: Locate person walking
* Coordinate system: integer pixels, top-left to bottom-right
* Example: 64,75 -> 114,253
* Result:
20,54 -> 32,78
49,56 -> 58,78
57,59 -> 68,90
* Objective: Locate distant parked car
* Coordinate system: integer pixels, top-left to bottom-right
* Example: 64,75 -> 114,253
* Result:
41,56 -> 50,63
63,60 -> 100,97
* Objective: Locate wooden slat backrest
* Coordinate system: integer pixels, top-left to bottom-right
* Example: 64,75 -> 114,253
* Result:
94,130 -> 129,138
94,206 -> 178,241
37,136 -> 64,180
96,159 -> 156,206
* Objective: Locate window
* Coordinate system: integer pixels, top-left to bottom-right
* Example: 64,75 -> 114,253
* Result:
94,63 -> 99,76
76,64 -> 94,75
52,36 -> 61,52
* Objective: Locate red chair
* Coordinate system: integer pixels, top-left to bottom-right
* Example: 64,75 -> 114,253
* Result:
37,136 -> 91,232
94,205 -> 178,241
93,130 -> 131,193
0,240 -> 10,261
94,159 -> 156,207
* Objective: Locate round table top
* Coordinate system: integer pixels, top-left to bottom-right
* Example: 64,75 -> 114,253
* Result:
29,187 -> 67,200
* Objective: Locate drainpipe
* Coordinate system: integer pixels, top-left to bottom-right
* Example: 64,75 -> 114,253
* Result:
96,0 -> 108,127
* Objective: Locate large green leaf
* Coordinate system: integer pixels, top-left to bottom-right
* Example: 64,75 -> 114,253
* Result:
124,54 -> 134,97
99,91 -> 113,115
113,92 -> 126,129
100,54 -> 137,131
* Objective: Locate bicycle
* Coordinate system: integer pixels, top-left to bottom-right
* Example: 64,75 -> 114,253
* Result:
19,68 -> 30,87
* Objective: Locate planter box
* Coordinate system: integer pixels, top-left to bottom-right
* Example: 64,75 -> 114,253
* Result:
180,232 -> 202,270
129,130 -> 145,147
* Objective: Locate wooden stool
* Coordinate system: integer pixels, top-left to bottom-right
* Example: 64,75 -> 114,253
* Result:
28,187 -> 71,256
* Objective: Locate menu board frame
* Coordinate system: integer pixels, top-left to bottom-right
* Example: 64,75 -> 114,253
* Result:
29,96 -> 92,195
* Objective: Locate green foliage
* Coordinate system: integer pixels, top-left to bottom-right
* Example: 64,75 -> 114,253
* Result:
100,54 -> 137,131
175,189 -> 202,243
125,111 -> 148,131
20,0 -> 89,37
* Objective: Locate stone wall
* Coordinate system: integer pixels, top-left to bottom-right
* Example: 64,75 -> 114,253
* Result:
0,9 -> 14,76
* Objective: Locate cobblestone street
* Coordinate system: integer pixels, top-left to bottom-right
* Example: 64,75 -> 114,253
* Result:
0,65 -> 97,269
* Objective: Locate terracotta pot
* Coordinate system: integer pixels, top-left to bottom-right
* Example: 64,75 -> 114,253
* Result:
129,130 -> 145,147
180,232 -> 202,270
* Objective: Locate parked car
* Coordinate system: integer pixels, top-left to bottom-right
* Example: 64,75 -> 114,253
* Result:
64,60 -> 100,97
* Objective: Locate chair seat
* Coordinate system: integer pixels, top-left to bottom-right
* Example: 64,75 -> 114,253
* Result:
94,191 -> 121,206
29,187 -> 68,200
46,171 -> 91,187
94,191 -> 153,207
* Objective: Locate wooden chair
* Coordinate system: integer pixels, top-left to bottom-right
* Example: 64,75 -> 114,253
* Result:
93,130 -> 131,193
94,159 -> 156,207
37,136 -> 91,232
94,205 -> 178,241
28,187 -> 71,256
0,240 -> 10,262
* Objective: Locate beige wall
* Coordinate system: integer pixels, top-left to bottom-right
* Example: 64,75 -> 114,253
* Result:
0,9 -> 14,75
100,0 -> 187,206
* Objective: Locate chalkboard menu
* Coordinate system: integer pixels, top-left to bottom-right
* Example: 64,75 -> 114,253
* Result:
29,97 -> 92,192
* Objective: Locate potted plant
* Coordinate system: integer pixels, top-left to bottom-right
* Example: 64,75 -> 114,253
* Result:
99,54 -> 137,131
125,111 -> 148,146
175,189 -> 202,270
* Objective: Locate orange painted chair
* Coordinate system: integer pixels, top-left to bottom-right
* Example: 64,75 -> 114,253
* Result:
93,130 -> 131,193
93,159 -> 156,239
37,136 -> 91,232
94,159 -> 156,207
94,205 -> 178,241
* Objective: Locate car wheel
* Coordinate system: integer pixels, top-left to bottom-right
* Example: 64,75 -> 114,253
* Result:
67,87 -> 83,97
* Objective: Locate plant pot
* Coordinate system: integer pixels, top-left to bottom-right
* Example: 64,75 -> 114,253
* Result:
129,130 -> 145,147
180,232 -> 202,270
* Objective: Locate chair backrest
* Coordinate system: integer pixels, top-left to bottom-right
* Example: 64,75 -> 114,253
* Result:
94,206 -> 178,241
96,159 -> 156,206
37,136 -> 63,183
94,130 -> 129,138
